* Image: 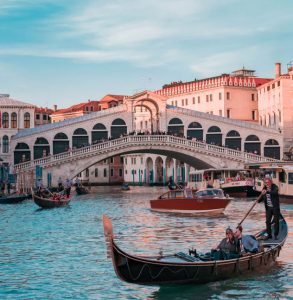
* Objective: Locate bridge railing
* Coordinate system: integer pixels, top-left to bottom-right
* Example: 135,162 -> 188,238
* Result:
13,135 -> 279,171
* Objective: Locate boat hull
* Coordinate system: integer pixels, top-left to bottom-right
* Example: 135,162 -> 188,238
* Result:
33,194 -> 71,208
150,197 -> 230,214
221,185 -> 260,198
0,194 -> 31,204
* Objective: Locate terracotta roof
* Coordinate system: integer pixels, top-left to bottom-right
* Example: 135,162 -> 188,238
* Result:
52,100 -> 99,115
0,95 -> 36,108
99,94 -> 126,103
35,107 -> 54,114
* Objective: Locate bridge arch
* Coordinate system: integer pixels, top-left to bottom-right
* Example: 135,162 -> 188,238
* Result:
168,118 -> 184,137
146,157 -> 154,184
244,135 -> 261,155
14,142 -> 30,164
73,128 -> 89,148
206,126 -> 222,145
187,122 -> 203,140
111,118 -> 127,138
53,132 -> 69,154
92,123 -> 108,143
264,139 -> 280,159
34,137 -> 50,159
225,130 -> 241,150
155,156 -> 164,184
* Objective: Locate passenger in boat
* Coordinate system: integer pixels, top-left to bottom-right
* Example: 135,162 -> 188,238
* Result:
57,177 -> 64,191
206,181 -> 213,188
234,225 -> 258,254
258,177 -> 281,240
36,179 -> 44,196
211,228 -> 239,260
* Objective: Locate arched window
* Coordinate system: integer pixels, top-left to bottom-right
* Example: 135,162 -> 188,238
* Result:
2,112 -> 9,128
11,112 -> 17,128
225,130 -> 241,150
111,119 -> 127,139
244,135 -> 261,155
167,118 -> 184,137
264,139 -> 280,159
14,142 -> 31,164
92,123 -> 108,142
206,126 -> 222,145
53,132 -> 69,154
3,135 -> 9,153
72,128 -> 89,148
34,137 -> 50,159
259,116 -> 262,126
187,122 -> 203,140
24,112 -> 30,128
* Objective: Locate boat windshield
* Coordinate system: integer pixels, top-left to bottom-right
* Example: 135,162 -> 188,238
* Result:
196,189 -> 224,198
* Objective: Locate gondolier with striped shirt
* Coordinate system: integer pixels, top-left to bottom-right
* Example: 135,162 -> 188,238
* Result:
258,177 -> 281,240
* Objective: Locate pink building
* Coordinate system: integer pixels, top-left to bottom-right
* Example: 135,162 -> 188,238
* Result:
155,68 -> 272,122
258,62 -> 293,159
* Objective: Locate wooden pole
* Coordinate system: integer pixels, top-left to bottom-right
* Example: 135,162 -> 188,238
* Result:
238,193 -> 263,226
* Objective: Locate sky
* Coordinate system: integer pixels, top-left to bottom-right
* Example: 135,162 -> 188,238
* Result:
0,0 -> 292,109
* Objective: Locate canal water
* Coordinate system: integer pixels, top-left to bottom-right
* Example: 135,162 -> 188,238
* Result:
0,186 -> 292,300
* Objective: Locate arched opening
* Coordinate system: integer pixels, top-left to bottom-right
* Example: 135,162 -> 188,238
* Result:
244,135 -> 261,155
168,118 -> 184,137
155,156 -> 164,184
14,142 -> 30,164
2,112 -> 9,128
145,157 -> 154,185
72,128 -> 89,148
264,139 -> 280,159
92,123 -> 108,143
225,130 -> 241,150
3,135 -> 9,153
24,112 -> 30,128
206,126 -> 222,146
133,104 -> 152,133
111,118 -> 127,139
11,112 -> 17,128
34,137 -> 50,159
187,122 -> 203,140
165,157 -> 174,182
53,132 -> 69,154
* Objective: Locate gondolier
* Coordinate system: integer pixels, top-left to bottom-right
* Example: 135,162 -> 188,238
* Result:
258,177 -> 281,240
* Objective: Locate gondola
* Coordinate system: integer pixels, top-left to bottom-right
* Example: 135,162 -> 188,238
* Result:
121,183 -> 130,191
0,193 -> 31,204
75,185 -> 89,195
32,189 -> 71,209
103,215 -> 288,285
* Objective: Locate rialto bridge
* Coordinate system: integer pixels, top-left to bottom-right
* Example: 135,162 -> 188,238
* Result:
11,91 -> 282,186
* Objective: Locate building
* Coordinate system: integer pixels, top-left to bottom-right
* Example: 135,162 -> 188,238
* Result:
258,62 -> 293,159
35,107 -> 53,126
0,94 -> 35,168
155,68 -> 272,122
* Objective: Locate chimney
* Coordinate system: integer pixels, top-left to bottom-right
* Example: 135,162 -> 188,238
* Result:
53,104 -> 57,111
275,62 -> 281,78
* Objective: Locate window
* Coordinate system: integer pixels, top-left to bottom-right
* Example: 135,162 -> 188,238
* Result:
277,81 -> 280,87
3,135 -> 9,153
288,173 -> 293,185
140,157 -> 143,164
145,121 -> 147,128
272,83 -> 275,89
120,157 -> 124,164
11,112 -> 17,128
85,168 -> 89,177
2,112 -> 9,128
227,109 -> 230,118
103,159 -> 107,164
110,157 -> 114,164
24,112 -> 30,128
226,92 -> 230,100
175,100 -> 178,106
43,114 -> 47,120
185,98 -> 188,105
181,99 -> 184,106
110,169 -> 114,177
279,110 -> 282,123
252,111 -> 256,120
119,169 -> 123,177
125,170 -> 128,174
124,158 -> 127,164
210,111 -> 213,115
95,168 -> 98,177
219,110 -> 222,116
251,94 -> 255,101
192,97 -> 195,104
206,95 -> 209,102
219,93 -> 222,100
210,94 -> 213,101
267,86 -> 270,91
103,168 -> 107,177
90,106 -> 94,111
197,96 -> 200,103
36,114 -> 40,120
171,101 -> 174,106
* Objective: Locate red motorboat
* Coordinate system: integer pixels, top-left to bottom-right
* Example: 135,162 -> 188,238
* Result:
150,188 -> 231,215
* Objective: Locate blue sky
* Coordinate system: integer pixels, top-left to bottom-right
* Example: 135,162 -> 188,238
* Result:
0,0 -> 292,108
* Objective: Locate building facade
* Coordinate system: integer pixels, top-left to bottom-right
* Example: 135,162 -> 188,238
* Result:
258,62 -> 293,159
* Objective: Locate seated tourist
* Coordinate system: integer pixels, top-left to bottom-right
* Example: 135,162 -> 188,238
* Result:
211,228 -> 240,260
234,225 -> 259,254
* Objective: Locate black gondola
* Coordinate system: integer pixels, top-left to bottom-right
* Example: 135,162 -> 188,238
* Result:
32,189 -> 71,208
75,185 -> 89,195
103,215 -> 288,285
0,193 -> 31,204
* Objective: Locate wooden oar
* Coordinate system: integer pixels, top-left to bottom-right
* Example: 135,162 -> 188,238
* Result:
238,192 -> 264,226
